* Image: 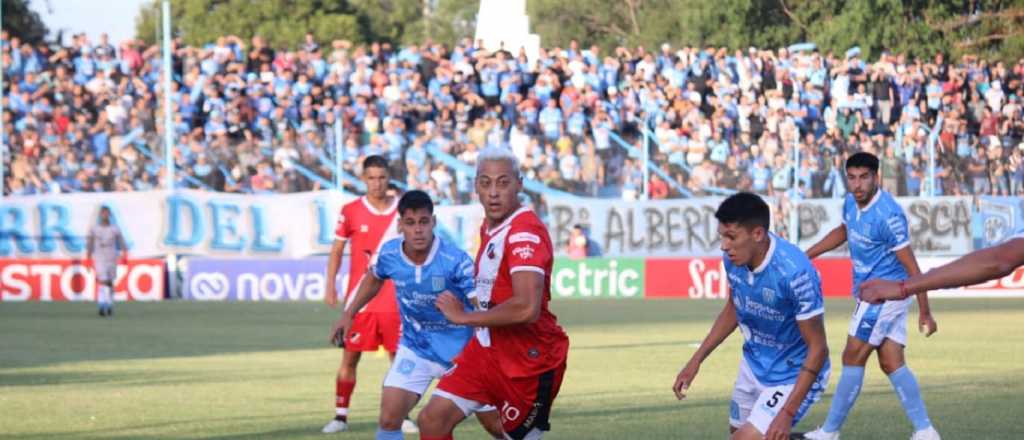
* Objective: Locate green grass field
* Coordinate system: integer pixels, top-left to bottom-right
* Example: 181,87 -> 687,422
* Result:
2,298 -> 1023,439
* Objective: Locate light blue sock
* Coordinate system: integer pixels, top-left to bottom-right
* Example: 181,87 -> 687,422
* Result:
822,365 -> 865,432
888,365 -> 932,431
375,428 -> 404,440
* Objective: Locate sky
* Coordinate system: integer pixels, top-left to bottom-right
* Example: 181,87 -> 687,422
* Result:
30,0 -> 152,46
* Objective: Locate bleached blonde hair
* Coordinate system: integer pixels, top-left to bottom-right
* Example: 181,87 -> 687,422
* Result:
475,146 -> 522,179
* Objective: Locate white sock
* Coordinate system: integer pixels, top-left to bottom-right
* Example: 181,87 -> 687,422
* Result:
99,285 -> 112,306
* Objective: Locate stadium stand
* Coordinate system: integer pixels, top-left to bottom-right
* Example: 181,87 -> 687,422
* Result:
3,31 -> 1023,201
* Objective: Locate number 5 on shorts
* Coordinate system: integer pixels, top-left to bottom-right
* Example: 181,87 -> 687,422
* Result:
766,391 -> 784,409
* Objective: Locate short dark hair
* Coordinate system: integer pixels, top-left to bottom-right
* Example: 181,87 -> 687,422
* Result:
715,192 -> 770,231
363,155 -> 389,173
398,190 -> 434,216
845,152 -> 879,173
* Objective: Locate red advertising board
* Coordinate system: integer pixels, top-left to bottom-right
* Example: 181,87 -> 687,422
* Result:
644,257 -> 853,299
0,259 -> 165,302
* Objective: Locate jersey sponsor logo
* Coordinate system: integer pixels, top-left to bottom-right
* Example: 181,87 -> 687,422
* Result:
509,232 -> 541,244
761,287 -> 776,304
512,245 -> 535,260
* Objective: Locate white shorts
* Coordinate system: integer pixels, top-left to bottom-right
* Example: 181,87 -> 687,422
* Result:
94,262 -> 117,283
383,346 -> 496,412
730,357 -> 830,434
848,297 -> 911,346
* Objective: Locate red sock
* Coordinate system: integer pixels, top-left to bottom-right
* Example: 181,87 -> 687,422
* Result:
335,379 -> 355,420
419,435 -> 453,440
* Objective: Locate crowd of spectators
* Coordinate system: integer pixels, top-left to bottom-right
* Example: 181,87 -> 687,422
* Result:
3,30 -> 1024,204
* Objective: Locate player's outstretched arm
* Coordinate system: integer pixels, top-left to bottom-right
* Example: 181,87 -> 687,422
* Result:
893,246 -> 937,336
764,315 -> 828,440
436,271 -> 543,327
673,296 -> 738,400
805,224 -> 847,260
324,239 -> 347,308
860,237 -> 1024,303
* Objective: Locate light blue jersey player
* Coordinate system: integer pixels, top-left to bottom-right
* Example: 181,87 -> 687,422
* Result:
675,193 -> 830,440
330,191 -> 503,440
804,153 -> 940,440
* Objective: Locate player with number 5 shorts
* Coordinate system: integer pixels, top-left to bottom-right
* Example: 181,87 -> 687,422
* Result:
674,193 -> 830,440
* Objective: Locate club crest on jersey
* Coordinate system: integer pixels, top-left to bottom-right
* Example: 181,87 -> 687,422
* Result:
761,288 -> 776,304
486,243 -> 497,259
512,245 -> 534,260
432,277 -> 445,291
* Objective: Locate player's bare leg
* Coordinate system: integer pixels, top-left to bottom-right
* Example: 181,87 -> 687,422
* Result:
474,409 -> 504,439
417,395 -> 467,439
877,339 -> 938,439
730,423 -> 763,440
377,386 -> 421,439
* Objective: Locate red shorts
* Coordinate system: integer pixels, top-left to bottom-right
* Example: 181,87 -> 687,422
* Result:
436,338 -> 566,438
344,312 -> 399,353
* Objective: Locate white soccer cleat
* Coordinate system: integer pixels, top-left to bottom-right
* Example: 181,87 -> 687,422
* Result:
321,419 -> 348,434
802,427 -> 840,440
910,426 -> 941,440
401,418 -> 419,434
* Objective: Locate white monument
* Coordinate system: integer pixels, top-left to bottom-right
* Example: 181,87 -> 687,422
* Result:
474,0 -> 540,64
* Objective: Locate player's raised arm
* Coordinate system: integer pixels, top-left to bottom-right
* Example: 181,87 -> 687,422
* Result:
861,236 -> 1024,303
805,224 -> 847,260
673,290 -> 738,401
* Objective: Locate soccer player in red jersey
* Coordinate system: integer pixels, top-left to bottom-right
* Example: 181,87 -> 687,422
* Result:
322,155 -> 414,434
417,147 -> 570,440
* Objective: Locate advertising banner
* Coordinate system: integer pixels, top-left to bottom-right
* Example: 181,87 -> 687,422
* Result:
0,259 -> 165,302
643,257 -> 853,299
0,190 -> 483,260
974,196 -> 1024,249
551,257 -> 645,299
546,197 -> 727,257
183,256 -> 351,301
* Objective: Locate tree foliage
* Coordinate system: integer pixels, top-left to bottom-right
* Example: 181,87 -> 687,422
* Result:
133,0 -> 1024,62
3,0 -> 50,44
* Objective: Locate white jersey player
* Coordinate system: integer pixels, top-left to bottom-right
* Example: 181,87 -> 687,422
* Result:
87,206 -> 127,317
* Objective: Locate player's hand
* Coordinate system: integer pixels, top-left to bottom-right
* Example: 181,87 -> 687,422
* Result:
765,410 -> 794,440
329,313 -> 352,346
919,311 -> 937,337
324,285 -> 338,308
436,291 -> 466,324
859,279 -> 902,304
673,360 -> 700,400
